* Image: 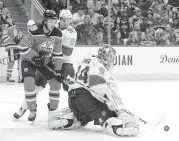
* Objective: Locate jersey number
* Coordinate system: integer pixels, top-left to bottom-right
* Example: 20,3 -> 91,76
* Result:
21,37 -> 30,45
76,66 -> 89,83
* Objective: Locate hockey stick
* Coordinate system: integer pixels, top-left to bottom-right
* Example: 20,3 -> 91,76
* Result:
44,65 -> 166,133
69,78 -> 166,132
44,65 -> 151,125
0,53 -> 20,61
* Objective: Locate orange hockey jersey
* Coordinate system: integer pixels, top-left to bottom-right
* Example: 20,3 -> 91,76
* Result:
18,24 -> 63,71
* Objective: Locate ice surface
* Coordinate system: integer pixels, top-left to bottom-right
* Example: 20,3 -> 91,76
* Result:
0,81 -> 179,141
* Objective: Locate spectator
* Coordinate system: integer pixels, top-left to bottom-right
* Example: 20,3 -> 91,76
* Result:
126,31 -> 140,45
72,6 -> 85,28
131,7 -> 143,26
168,0 -> 179,7
95,30 -> 104,45
140,17 -> 149,32
111,31 -> 124,45
173,30 -> 179,45
172,18 -> 179,29
156,31 -> 170,45
176,12 -> 179,19
111,2 -> 120,17
150,0 -> 165,17
113,16 -> 121,31
87,8 -> 101,25
46,0 -> 61,16
133,23 -> 146,42
98,3 -> 108,17
94,15 -> 105,31
70,0 -> 82,12
165,24 -> 175,44
0,1 -> 10,19
161,11 -> 169,25
87,0 -> 102,12
120,9 -> 129,25
144,27 -> 155,41
76,16 -> 97,45
146,10 -> 155,25
140,0 -> 153,17
153,14 -> 163,26
168,10 -> 173,24
120,21 -> 130,40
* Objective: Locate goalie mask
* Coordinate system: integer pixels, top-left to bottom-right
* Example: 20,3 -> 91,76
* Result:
97,44 -> 116,70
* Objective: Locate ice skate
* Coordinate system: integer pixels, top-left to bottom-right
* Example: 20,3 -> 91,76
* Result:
7,77 -> 15,82
28,110 -> 37,124
13,106 -> 28,120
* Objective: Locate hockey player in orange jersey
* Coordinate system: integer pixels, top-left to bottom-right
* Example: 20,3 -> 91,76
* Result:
13,10 -> 67,122
14,10 -> 77,119
48,44 -> 140,137
13,9 -> 77,121
2,14 -> 20,82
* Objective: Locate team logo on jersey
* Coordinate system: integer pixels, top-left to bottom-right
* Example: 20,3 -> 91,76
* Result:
39,41 -> 54,56
24,68 -> 28,72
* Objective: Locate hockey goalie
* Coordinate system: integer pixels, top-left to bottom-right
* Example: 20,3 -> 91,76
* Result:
48,44 -> 140,137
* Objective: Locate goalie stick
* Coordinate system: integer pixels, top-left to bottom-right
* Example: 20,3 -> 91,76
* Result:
45,65 -> 162,124
44,65 -> 165,130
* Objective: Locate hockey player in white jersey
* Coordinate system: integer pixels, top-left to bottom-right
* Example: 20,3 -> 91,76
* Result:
13,9 -> 77,120
48,44 -> 140,137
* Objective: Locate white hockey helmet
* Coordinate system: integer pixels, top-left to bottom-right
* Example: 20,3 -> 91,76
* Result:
59,9 -> 72,29
59,9 -> 72,19
27,20 -> 37,32
27,20 -> 35,26
97,44 -> 116,70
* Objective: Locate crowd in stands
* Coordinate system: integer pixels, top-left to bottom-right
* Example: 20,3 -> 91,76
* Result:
42,0 -> 179,46
1,0 -> 179,46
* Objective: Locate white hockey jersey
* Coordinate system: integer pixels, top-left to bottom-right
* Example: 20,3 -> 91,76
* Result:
61,25 -> 77,63
70,56 -> 124,112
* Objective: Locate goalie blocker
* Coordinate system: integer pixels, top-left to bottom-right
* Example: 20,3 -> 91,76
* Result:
48,45 -> 140,137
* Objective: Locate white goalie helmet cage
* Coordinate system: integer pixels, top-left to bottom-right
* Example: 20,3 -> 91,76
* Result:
98,44 -> 116,71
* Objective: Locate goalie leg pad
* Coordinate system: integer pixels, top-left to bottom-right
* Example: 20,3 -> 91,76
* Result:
48,107 -> 81,130
103,115 -> 140,137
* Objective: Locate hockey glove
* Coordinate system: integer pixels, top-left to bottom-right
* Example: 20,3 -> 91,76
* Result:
55,70 -> 63,83
31,56 -> 44,66
62,82 -> 69,92
61,63 -> 75,79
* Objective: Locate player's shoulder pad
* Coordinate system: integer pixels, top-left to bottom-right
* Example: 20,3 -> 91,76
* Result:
50,27 -> 62,38
90,56 -> 103,66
